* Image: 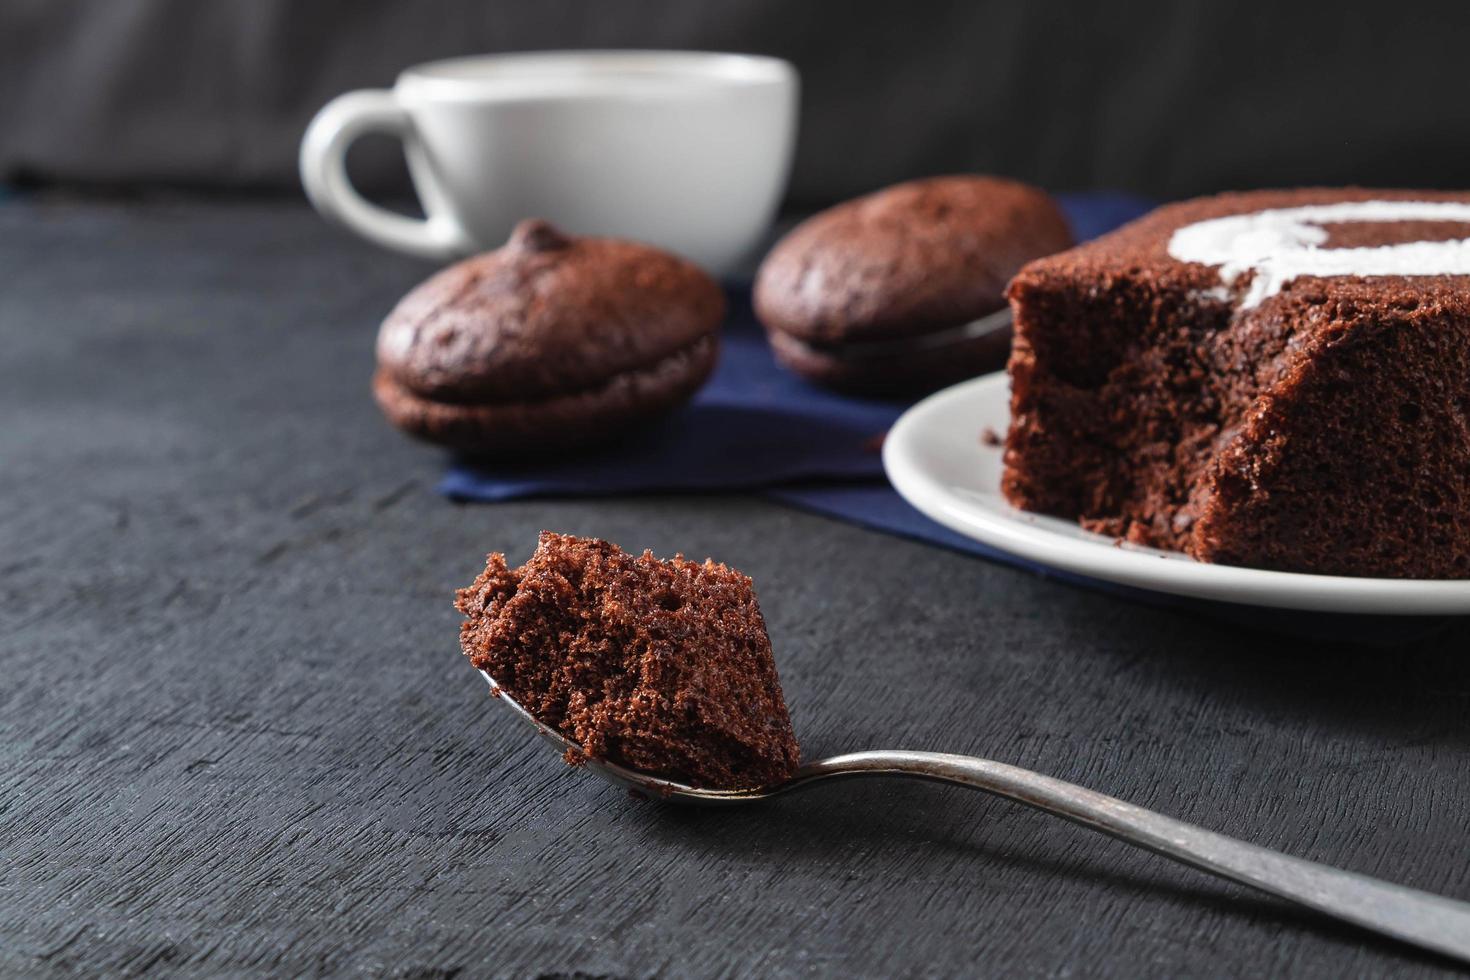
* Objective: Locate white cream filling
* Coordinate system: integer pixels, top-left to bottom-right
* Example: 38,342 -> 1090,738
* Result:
1166,200 -> 1470,308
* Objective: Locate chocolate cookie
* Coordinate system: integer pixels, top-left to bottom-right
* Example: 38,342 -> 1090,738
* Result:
374,219 -> 723,455
754,175 -> 1073,394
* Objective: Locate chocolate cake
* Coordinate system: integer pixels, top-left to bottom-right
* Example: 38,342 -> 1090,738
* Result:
456,533 -> 800,789
1003,188 -> 1470,578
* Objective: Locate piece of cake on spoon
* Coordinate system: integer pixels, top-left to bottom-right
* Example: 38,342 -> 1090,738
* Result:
457,532 -> 800,790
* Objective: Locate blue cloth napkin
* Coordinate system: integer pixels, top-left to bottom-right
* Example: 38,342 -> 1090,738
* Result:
439,193 -> 1451,642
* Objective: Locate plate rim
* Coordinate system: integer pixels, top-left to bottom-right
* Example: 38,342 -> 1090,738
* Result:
882,371 -> 1470,616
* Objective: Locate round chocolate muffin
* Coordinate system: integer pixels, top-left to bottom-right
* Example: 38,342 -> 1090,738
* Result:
754,175 -> 1073,395
374,220 -> 723,455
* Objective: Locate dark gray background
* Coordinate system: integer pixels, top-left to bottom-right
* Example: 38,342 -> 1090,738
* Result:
6,5 -> 1470,977
3,197 -> 1469,979
3,0 -> 1470,203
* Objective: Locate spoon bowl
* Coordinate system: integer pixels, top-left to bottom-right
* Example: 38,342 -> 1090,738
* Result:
480,670 -> 747,800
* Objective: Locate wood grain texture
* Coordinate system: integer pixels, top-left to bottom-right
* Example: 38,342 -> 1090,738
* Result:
2,199 -> 1468,979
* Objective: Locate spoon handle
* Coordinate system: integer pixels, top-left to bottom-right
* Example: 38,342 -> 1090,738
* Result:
795,750 -> 1470,962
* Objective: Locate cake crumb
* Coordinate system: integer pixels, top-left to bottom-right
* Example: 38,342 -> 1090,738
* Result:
980,426 -> 1004,447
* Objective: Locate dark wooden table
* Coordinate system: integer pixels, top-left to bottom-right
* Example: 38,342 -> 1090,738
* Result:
4,197 -> 1468,978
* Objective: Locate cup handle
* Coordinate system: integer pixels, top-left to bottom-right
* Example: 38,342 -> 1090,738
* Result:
299,90 -> 472,261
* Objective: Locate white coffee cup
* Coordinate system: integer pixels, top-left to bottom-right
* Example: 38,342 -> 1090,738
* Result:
300,50 -> 798,275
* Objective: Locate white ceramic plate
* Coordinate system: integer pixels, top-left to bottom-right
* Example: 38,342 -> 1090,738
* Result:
882,371 -> 1470,615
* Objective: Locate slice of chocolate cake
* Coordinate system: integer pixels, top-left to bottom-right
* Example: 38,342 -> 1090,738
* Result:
1003,188 -> 1470,578
456,532 -> 800,789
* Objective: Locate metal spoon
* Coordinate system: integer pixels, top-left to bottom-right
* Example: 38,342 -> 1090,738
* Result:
480,671 -> 1470,963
